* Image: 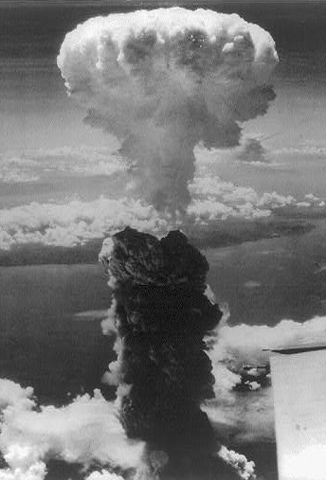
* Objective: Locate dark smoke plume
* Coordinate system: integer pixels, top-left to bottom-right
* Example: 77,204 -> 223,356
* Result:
100,228 -> 255,479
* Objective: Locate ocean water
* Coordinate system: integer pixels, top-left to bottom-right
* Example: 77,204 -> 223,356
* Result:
0,263 -> 115,404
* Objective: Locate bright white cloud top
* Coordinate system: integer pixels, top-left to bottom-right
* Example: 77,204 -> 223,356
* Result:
58,7 -> 278,212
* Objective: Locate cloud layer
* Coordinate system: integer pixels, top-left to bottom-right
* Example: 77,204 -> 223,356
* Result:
0,147 -> 126,184
1,173 -> 323,251
0,197 -> 168,251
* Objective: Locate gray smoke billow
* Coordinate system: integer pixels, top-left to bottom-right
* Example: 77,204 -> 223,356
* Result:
237,138 -> 268,164
58,7 -> 278,213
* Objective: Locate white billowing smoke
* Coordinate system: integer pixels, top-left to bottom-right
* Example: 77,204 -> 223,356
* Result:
58,7 -> 278,212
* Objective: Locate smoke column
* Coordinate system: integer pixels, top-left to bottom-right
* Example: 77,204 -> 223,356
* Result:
100,227 -> 231,478
58,8 -> 278,213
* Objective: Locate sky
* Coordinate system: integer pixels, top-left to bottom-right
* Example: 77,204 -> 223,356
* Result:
1,3 -> 326,479
1,0 -> 326,6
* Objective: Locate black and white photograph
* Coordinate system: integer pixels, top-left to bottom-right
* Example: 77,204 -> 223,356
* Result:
1,0 -> 326,478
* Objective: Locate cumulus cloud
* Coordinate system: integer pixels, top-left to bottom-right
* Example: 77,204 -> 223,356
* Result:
202,315 -> 326,444
0,381 -> 144,480
58,7 -> 278,212
188,175 -> 297,221
0,380 -> 35,411
0,197 -> 169,251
